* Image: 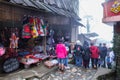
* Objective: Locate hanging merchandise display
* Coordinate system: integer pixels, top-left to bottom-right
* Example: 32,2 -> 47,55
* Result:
22,24 -> 31,39
22,15 -> 47,38
9,33 -> 19,48
0,13 -> 58,73
22,15 -> 32,39
30,17 -> 38,38
40,19 -> 45,36
47,29 -> 55,56
36,18 -> 43,35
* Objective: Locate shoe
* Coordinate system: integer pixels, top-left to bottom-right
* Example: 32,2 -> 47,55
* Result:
61,69 -> 65,73
65,66 -> 70,69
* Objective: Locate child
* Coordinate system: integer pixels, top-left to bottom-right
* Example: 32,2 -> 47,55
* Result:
106,48 -> 115,69
107,55 -> 111,69
98,57 -> 101,67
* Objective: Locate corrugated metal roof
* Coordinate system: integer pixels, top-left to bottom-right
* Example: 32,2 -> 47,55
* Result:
84,33 -> 99,37
11,0 -> 37,8
9,0 -> 81,20
43,3 -> 64,15
29,0 -> 52,12
22,0 -> 36,7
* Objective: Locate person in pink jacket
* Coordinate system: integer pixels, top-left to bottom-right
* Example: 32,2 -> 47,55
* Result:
55,40 -> 67,72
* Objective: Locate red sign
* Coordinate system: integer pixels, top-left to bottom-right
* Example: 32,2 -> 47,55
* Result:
103,1 -> 120,18
102,1 -> 120,22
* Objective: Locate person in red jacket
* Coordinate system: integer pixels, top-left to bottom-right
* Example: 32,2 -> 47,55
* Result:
90,43 -> 99,69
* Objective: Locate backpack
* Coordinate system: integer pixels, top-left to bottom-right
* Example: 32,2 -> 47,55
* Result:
74,45 -> 82,56
83,47 -> 90,60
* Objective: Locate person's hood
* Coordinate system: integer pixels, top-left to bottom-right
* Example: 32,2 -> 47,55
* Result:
76,40 -> 82,45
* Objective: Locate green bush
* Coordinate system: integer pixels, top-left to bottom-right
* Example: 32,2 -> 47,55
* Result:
113,33 -> 120,56
113,33 -> 120,79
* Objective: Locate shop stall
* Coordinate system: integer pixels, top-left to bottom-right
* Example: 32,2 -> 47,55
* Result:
0,13 -> 57,72
0,1 -> 73,73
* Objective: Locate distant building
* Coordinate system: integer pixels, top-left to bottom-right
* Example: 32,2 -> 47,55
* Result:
78,32 -> 99,45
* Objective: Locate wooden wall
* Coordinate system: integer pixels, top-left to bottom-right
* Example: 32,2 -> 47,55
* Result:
114,22 -> 120,33
0,1 -> 72,42
0,2 -> 70,28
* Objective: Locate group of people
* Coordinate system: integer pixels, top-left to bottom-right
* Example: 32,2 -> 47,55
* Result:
55,39 -> 115,72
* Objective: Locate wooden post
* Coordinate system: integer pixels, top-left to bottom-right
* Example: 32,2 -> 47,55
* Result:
44,35 -> 47,55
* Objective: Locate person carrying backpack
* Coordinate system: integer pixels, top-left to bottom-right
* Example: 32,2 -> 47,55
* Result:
74,40 -> 84,67
82,41 -> 90,69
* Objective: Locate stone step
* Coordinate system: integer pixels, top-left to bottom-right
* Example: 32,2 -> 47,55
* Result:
0,62 -> 58,80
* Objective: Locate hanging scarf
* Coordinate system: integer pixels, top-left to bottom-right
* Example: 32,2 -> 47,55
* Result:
36,18 -> 42,35
40,19 -> 45,36
22,24 -> 31,39
31,18 -> 38,38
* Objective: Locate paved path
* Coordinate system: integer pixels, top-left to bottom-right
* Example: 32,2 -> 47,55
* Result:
0,64 -> 112,80
0,64 -> 58,80
92,67 -> 112,80
39,64 -> 112,80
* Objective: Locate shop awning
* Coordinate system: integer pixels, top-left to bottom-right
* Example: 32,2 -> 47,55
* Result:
29,0 -> 52,12
9,0 -> 80,20
72,19 -> 85,26
10,0 -> 36,8
84,32 -> 99,37
10,0 -> 51,12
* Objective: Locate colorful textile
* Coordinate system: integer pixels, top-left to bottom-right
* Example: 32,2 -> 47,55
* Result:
22,24 -> 31,38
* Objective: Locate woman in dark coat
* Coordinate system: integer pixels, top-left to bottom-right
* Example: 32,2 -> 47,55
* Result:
82,41 -> 90,68
74,40 -> 84,67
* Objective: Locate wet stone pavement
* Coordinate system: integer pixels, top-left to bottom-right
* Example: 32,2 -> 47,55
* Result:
29,64 -> 97,80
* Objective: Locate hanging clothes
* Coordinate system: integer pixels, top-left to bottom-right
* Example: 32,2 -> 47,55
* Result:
40,19 -> 45,36
36,18 -> 43,35
22,24 -> 31,39
30,17 -> 38,38
22,15 -> 29,25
